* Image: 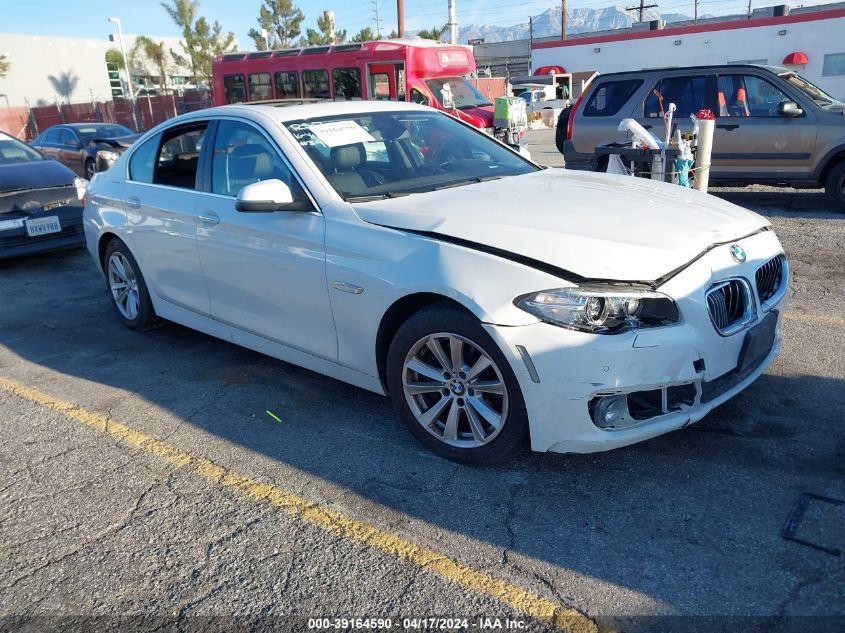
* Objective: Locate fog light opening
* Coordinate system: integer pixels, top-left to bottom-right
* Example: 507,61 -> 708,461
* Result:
591,395 -> 629,429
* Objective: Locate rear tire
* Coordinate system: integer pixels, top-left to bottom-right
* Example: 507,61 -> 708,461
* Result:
386,303 -> 528,464
85,159 -> 96,180
103,239 -> 157,330
824,160 -> 845,212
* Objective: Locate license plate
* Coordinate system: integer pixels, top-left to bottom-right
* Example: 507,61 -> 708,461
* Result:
736,310 -> 778,375
25,215 -> 61,237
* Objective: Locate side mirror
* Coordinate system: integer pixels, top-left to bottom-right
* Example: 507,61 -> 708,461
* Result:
777,101 -> 803,117
235,179 -> 298,212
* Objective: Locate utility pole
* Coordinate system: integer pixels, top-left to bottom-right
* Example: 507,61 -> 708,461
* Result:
747,0 -> 752,17
625,0 -> 657,23
561,0 -> 566,40
448,0 -> 458,44
694,0 -> 698,22
529,16 -> 534,72
373,0 -> 382,36
397,0 -> 404,37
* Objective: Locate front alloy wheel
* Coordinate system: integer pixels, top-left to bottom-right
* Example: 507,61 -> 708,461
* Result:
387,304 -> 528,463
403,333 -> 509,448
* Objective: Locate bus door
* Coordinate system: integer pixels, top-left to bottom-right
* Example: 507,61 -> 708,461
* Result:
368,63 -> 405,101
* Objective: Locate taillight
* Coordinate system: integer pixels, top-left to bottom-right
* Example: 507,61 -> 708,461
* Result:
567,90 -> 587,141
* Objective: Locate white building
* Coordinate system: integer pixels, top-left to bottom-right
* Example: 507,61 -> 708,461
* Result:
531,5 -> 845,99
0,32 -> 196,107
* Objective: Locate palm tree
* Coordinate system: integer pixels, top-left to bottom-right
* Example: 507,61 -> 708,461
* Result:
131,36 -> 170,95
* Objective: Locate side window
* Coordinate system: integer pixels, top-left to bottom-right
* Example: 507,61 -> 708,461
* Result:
644,75 -> 709,118
332,68 -> 362,100
42,129 -> 60,144
583,79 -> 642,117
128,132 -> 162,183
717,75 -> 791,117
303,70 -> 330,98
210,120 -> 304,199
249,73 -> 272,101
275,71 -> 300,98
371,73 -> 390,99
410,88 -> 429,106
153,125 -> 206,190
224,74 -> 246,104
59,130 -> 78,146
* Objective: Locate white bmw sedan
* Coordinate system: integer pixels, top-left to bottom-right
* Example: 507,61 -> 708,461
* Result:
84,101 -> 787,462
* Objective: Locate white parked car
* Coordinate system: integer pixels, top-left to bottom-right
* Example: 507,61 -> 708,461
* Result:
84,101 -> 788,462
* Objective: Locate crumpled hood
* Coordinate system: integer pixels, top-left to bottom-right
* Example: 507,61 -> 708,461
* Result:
90,134 -> 141,149
352,169 -> 770,282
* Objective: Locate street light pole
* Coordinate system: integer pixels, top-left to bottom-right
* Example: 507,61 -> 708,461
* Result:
108,17 -> 134,101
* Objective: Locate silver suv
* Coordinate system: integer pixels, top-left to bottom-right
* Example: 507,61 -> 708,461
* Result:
559,64 -> 845,210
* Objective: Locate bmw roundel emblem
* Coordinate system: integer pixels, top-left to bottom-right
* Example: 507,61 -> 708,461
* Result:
730,244 -> 747,264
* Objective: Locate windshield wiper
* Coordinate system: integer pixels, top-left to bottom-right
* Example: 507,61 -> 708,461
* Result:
346,191 -> 410,202
427,174 -> 503,192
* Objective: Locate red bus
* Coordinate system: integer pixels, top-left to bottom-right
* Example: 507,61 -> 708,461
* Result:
211,39 -> 494,130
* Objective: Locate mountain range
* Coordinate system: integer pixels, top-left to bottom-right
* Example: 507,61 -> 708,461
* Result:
453,5 -> 693,43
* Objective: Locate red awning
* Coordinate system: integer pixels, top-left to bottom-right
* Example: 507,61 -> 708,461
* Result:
534,65 -> 566,75
783,51 -> 809,65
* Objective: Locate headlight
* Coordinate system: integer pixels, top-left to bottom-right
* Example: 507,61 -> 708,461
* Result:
73,177 -> 88,200
516,285 -> 679,334
96,149 -> 120,167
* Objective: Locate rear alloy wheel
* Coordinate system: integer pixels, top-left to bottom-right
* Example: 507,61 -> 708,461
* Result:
387,305 -> 528,463
825,160 -> 845,212
103,239 -> 157,330
85,159 -> 96,180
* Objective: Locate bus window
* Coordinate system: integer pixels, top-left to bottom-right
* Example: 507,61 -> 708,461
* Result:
275,71 -> 301,98
333,68 -> 362,100
249,73 -> 272,101
224,74 -> 246,104
371,73 -> 390,99
410,88 -> 429,106
303,70 -> 330,98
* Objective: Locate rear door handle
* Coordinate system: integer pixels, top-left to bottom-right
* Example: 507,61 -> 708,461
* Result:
125,196 -> 141,209
198,211 -> 220,226
717,124 -> 739,130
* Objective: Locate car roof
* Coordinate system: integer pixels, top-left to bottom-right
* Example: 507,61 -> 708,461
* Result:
595,63 -> 791,80
175,99 -> 437,125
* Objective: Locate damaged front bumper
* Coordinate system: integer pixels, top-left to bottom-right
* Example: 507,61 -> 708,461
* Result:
484,229 -> 787,454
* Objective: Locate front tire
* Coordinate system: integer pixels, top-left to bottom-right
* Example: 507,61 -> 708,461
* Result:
386,304 -> 528,464
103,239 -> 157,330
824,161 -> 845,212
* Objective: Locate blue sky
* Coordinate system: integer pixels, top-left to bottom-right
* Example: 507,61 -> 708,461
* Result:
0,0 -> 834,44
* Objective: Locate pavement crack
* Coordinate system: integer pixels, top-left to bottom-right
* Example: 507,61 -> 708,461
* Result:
0,481 -> 156,592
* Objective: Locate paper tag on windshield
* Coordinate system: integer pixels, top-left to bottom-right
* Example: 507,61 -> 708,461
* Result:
309,121 -> 375,147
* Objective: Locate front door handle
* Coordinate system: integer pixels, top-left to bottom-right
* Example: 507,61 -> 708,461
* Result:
198,211 -> 220,226
125,196 -> 141,209
716,124 -> 740,130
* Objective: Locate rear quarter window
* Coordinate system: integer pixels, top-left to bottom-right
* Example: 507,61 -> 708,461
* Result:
128,133 -> 161,183
582,79 -> 643,117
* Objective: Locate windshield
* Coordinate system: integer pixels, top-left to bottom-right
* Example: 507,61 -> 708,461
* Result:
780,72 -> 842,108
424,77 -> 492,110
76,124 -> 134,141
0,135 -> 43,165
284,110 -> 538,201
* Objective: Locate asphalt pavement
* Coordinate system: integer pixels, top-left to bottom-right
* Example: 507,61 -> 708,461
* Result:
0,128 -> 843,632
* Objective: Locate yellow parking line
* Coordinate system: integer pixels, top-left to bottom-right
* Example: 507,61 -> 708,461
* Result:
784,312 -> 845,327
0,377 -> 598,633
